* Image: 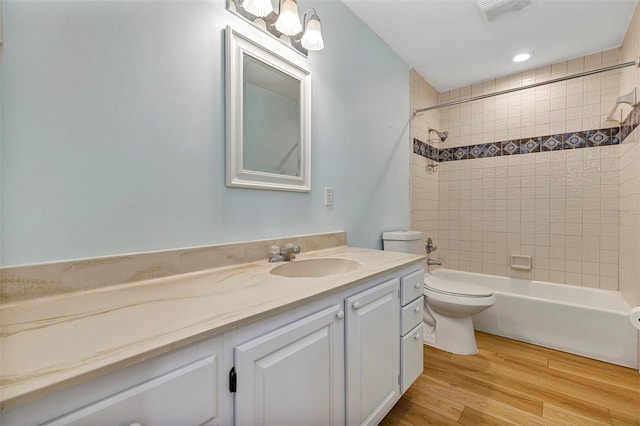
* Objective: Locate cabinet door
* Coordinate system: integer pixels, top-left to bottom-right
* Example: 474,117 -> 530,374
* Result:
43,355 -> 219,426
401,323 -> 424,393
346,278 -> 400,426
234,304 -> 345,426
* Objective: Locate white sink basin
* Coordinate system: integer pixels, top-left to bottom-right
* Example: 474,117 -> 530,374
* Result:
270,258 -> 361,278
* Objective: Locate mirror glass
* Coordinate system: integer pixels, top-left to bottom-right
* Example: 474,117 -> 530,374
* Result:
243,55 -> 300,177
226,25 -> 311,192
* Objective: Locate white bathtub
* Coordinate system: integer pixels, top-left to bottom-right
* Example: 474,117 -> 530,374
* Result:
429,269 -> 638,369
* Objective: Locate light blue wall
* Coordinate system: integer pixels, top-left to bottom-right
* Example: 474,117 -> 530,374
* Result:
0,0 -> 411,267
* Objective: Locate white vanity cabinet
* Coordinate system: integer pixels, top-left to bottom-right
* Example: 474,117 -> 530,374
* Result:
1,336 -> 224,426
234,304 -> 345,425
399,270 -> 425,393
2,264 -> 424,426
43,355 -> 219,426
345,278 -> 400,426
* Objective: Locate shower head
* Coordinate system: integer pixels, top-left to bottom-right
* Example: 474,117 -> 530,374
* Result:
428,128 -> 449,143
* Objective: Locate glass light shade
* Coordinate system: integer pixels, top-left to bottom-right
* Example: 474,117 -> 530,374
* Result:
301,17 -> 324,50
275,0 -> 303,36
242,0 -> 273,17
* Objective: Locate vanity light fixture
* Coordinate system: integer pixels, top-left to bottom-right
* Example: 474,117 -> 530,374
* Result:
512,52 -> 533,63
275,0 -> 303,35
228,0 -> 324,55
241,0 -> 273,17
300,9 -> 324,51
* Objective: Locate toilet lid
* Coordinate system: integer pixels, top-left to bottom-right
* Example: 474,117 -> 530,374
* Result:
424,276 -> 493,297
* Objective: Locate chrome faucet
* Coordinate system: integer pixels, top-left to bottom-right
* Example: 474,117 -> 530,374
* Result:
425,237 -> 437,254
269,243 -> 301,263
425,237 -> 441,267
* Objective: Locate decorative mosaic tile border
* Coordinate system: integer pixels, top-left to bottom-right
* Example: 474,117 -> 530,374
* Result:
414,103 -> 640,162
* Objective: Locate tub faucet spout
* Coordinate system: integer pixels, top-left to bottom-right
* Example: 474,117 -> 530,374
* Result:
427,259 -> 442,266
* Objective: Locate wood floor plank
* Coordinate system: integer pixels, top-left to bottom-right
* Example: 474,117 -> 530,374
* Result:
383,396 -> 460,426
547,358 -> 640,392
542,403 -> 613,426
383,333 -> 640,426
474,332 -> 550,367
415,373 -> 559,426
610,409 -> 640,426
422,356 -> 544,416
502,355 -> 639,419
476,331 -> 631,372
378,412 -> 415,426
458,406 -> 517,426
426,346 -> 613,423
403,375 -> 465,421
476,331 -> 624,369
612,418 -> 640,426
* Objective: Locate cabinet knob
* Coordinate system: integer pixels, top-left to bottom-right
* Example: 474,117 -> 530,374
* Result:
413,306 -> 420,313
336,311 -> 344,320
414,333 -> 421,341
414,282 -> 420,289
352,301 -> 361,310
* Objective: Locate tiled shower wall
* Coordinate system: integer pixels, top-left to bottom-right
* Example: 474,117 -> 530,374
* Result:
438,49 -> 622,149
410,69 -> 440,260
411,46 -> 633,290
437,147 -> 619,288
409,6 -> 640,368
618,5 -> 640,312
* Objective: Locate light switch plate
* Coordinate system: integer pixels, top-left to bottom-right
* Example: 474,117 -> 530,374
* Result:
324,187 -> 333,206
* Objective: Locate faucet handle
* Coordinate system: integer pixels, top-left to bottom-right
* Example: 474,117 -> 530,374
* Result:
269,245 -> 283,263
284,243 -> 301,254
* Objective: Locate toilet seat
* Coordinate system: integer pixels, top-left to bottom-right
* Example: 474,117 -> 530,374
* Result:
424,276 -> 493,298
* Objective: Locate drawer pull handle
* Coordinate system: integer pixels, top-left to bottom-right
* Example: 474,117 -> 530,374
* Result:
414,283 -> 420,289
130,423 -> 143,426
352,302 -> 361,310
413,306 -> 420,313
414,333 -> 421,341
336,311 -> 344,320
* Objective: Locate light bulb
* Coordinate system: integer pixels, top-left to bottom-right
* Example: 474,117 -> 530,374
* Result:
301,16 -> 324,50
512,52 -> 533,63
275,0 -> 303,36
242,0 -> 273,17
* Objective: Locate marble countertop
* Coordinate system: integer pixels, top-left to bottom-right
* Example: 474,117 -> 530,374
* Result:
0,245 -> 424,411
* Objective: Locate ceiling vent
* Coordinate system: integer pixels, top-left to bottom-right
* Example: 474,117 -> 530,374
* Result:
477,0 -> 531,21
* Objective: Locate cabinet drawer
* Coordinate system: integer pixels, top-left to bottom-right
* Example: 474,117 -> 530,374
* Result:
401,296 -> 423,336
45,355 -> 218,426
400,270 -> 424,306
401,323 -> 423,393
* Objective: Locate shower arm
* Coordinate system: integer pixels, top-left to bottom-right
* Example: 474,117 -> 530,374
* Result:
413,57 -> 640,116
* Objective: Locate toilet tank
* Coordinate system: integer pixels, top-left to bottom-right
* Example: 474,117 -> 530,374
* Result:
382,231 -> 423,254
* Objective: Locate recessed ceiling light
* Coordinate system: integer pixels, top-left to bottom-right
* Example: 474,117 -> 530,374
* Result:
513,52 -> 533,63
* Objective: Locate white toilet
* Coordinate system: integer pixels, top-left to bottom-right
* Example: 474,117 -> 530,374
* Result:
423,271 -> 496,354
382,231 -> 496,355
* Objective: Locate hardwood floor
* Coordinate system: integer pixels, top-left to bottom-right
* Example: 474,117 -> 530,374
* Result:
382,332 -> 640,425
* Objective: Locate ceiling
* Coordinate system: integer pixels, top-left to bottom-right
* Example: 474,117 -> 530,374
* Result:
342,0 -> 639,92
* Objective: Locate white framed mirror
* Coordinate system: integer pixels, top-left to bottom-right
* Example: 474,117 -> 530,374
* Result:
225,24 -> 311,192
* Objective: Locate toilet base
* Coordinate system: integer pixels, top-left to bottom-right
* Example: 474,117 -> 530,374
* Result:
423,306 -> 479,355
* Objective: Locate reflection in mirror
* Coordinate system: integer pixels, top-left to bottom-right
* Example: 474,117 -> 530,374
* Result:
225,25 -> 311,192
243,55 -> 300,177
